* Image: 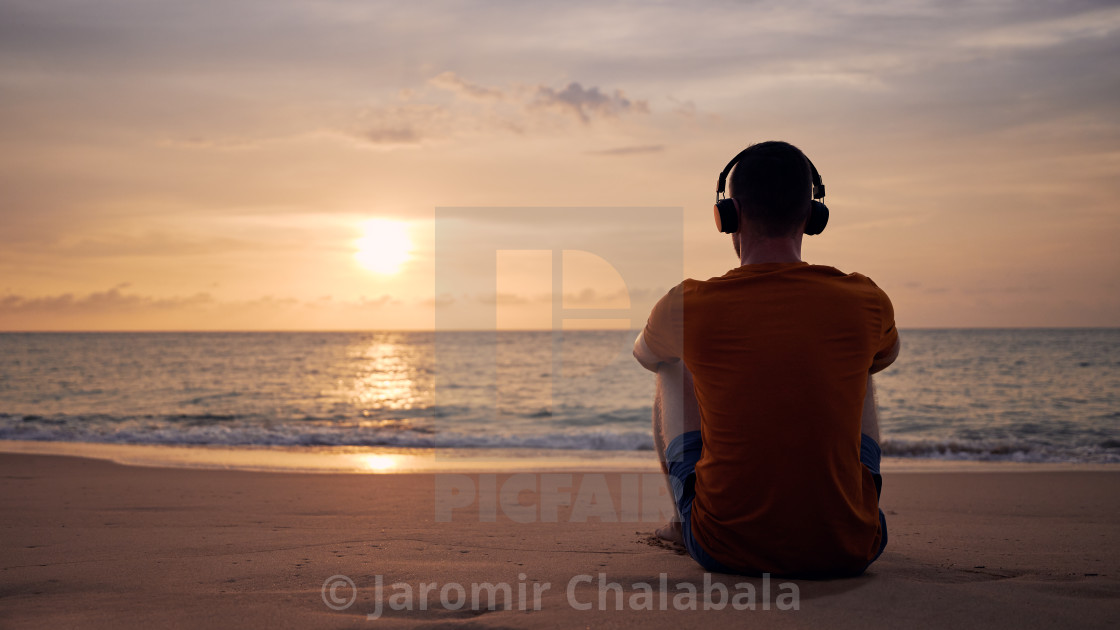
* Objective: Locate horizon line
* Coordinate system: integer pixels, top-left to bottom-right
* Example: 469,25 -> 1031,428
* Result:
2,326 -> 1119,334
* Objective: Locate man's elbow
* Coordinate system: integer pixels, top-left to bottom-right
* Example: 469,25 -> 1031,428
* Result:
632,344 -> 661,372
633,332 -> 673,372
633,351 -> 659,372
869,338 -> 901,374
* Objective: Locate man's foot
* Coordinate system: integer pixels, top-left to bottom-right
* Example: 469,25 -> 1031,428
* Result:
655,520 -> 683,546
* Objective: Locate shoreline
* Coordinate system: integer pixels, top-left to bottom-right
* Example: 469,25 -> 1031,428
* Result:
3,439 -> 1119,474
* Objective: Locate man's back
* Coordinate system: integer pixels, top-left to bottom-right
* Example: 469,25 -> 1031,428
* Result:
643,261 -> 898,576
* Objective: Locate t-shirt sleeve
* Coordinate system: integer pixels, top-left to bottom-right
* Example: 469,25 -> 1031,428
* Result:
871,287 -> 899,371
641,283 -> 684,362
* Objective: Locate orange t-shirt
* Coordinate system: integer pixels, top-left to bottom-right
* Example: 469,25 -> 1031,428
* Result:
642,262 -> 899,576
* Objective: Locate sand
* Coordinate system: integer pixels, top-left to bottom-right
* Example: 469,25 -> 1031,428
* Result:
2,453 -> 1118,629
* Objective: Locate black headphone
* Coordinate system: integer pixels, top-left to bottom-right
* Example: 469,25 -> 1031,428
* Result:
714,148 -> 829,236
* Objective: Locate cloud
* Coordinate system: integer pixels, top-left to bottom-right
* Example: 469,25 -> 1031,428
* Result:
562,287 -> 630,308
361,126 -> 422,145
587,144 -> 664,156
429,71 -> 503,101
47,232 -> 256,258
161,136 -> 259,151
0,285 -> 215,314
531,82 -> 648,123
420,294 -> 456,308
470,292 -> 549,306
347,74 -> 652,146
668,97 -> 698,118
351,102 -> 448,146
962,6 -> 1120,50
494,292 -> 535,306
0,286 -> 403,330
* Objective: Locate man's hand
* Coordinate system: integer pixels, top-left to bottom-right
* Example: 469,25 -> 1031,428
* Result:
633,331 -> 678,372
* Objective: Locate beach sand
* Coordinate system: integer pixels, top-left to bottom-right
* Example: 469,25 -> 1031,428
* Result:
2,454 -> 1118,629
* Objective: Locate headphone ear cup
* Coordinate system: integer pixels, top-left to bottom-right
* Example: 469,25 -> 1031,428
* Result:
805,201 -> 829,235
714,198 -> 739,234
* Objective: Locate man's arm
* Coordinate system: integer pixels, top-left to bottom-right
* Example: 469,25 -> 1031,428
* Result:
860,373 -> 880,442
870,337 -> 900,375
869,284 -> 900,375
634,284 -> 684,372
633,330 -> 678,372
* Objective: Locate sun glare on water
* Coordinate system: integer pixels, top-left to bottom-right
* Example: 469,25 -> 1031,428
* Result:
354,219 -> 411,274
357,454 -> 401,472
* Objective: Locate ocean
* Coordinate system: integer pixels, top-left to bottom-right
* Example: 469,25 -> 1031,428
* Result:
0,329 -> 1117,464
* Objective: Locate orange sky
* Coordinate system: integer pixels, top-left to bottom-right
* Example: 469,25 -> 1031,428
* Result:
1,0 -> 1118,330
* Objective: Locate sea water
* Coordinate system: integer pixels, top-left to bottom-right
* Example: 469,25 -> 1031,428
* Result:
0,330 -> 1117,463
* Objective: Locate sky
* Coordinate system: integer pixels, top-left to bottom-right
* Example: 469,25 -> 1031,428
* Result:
1,0 -> 1118,330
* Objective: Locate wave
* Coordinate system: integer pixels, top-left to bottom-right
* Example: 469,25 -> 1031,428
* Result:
2,414 -> 1118,463
880,437 -> 1120,464
0,414 -> 655,451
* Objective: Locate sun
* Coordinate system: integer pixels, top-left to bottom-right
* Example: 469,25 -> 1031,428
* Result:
354,219 -> 411,274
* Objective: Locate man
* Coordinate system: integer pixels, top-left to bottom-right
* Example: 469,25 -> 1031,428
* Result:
633,141 -> 900,577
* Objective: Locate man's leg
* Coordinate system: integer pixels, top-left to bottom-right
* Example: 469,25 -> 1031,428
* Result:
653,360 -> 702,543
860,373 -> 889,569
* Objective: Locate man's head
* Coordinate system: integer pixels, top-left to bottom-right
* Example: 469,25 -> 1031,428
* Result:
727,141 -> 813,239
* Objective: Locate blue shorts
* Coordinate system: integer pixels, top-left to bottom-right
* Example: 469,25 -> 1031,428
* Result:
665,431 -> 888,576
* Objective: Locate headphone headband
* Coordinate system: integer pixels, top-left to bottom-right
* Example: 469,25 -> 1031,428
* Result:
716,149 -> 826,201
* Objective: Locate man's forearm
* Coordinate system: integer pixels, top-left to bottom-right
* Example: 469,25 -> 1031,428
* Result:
860,374 -> 880,442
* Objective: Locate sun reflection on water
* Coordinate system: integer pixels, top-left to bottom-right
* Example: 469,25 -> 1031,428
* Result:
338,336 -> 434,416
357,453 -> 401,471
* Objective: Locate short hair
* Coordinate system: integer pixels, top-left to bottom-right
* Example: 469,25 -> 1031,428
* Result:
728,141 -> 812,238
